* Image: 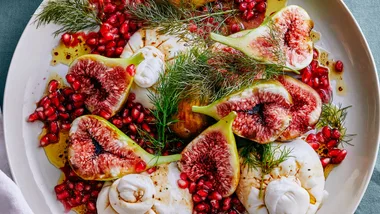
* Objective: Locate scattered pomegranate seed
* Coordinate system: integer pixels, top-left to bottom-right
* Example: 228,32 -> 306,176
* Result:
316,132 -> 325,144
99,110 -> 111,120
28,112 -> 39,122
192,194 -> 202,203
180,172 -> 188,181
313,49 -> 319,59
222,197 -> 232,211
328,148 -> 341,157
189,182 -> 197,194
335,60 -> 344,72
320,157 -> 331,168
331,149 -> 347,164
48,80 -> 59,93
177,179 -> 189,189
135,161 -> 147,172
331,129 -> 341,139
86,201 -> 96,211
61,33 -> 72,46
321,126 -> 331,139
308,142 -> 320,150
306,133 -> 317,143
208,191 -> 222,201
197,189 -> 209,197
57,191 -> 70,200
327,139 -> 338,148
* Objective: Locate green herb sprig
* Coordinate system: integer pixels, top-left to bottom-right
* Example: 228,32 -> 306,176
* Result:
126,0 -> 238,45
238,138 -> 292,198
35,0 -> 101,36
316,103 -> 356,146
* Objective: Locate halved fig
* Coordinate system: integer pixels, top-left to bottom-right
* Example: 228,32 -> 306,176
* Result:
210,5 -> 314,70
67,53 -> 144,117
178,112 -> 240,197
277,75 -> 322,141
192,80 -> 292,144
68,115 -> 180,180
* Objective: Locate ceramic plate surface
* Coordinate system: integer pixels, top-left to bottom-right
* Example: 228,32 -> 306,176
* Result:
3,0 -> 379,213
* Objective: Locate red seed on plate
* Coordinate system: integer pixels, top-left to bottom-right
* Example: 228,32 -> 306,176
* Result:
222,197 -> 232,211
322,126 -> 331,139
331,129 -> 341,139
256,2 -> 267,13
86,201 -> 96,211
49,121 -> 59,133
192,194 -> 202,203
48,80 -> 59,93
56,191 -> 70,200
44,106 -> 55,117
99,110 -> 111,120
177,179 -> 189,189
308,142 -> 320,150
54,183 -> 66,193
61,33 -> 72,46
316,132 -> 325,143
61,122 -> 71,131
208,191 -> 222,201
47,133 -> 59,143
327,139 -> 338,148
71,93 -> 84,102
328,148 -> 341,157
320,157 -> 331,168
189,182 -> 197,193
126,64 -> 136,76
135,161 -> 147,172
66,74 -> 76,84
28,112 -> 39,122
335,60 -> 344,72
331,149 -> 347,164
197,189 -> 209,197
180,172 -> 188,181
306,133 -> 317,143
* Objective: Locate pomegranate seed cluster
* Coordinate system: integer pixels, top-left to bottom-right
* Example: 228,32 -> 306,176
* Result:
108,93 -> 185,155
61,0 -> 142,58
299,49 -> 332,103
235,0 -> 267,21
28,80 -> 87,146
54,165 -> 103,214
177,173 -> 246,214
306,126 -> 347,167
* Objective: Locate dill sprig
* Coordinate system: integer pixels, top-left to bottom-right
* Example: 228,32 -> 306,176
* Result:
35,0 -> 101,36
316,103 -> 356,146
147,67 -> 184,153
237,138 -> 292,198
126,0 -> 238,44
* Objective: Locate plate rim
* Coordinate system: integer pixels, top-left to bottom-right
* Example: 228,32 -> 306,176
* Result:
3,0 -> 380,213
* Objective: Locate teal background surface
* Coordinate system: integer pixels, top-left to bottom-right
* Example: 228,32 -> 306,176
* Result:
0,0 -> 379,213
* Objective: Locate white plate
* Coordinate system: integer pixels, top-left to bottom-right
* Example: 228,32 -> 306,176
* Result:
3,0 -> 380,213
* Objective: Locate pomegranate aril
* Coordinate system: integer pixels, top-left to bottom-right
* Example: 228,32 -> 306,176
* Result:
306,133 -> 317,143
71,81 -> 81,91
308,142 -> 320,150
146,167 -> 157,174
87,201 -> 96,211
328,148 -> 341,157
126,64 -> 136,76
75,182 -> 84,191
229,210 -> 237,214
131,108 -> 140,121
57,191 -> 70,200
73,108 -> 85,117
208,191 -> 222,201
44,106 -> 55,117
66,181 -> 74,189
86,38 -> 98,46
49,121 -> 59,133
28,112 -> 39,122
313,77 -> 320,88
327,139 -> 338,148
48,91 -> 58,99
177,179 -> 189,189
141,123 -> 151,133
331,129 -> 341,139
136,112 -> 145,124
55,183 -> 66,193
51,97 -> 60,107
99,110 -> 111,120
61,33 -> 72,46
301,67 -> 312,83
48,80 -> 59,93
105,47 -> 115,57
115,47 -> 124,56
104,3 -> 116,13
316,132 -> 325,143
62,88 -> 74,96
230,23 -> 240,33
192,194 -> 203,203
321,126 -> 331,139
222,197 -> 232,211
37,110 -> 46,120
135,161 -> 147,172
40,135 -> 50,146
180,172 -> 188,181
123,116 -> 132,124
73,101 -> 84,108
189,182 -> 197,193
195,203 -> 207,212
71,93 -> 84,102
82,194 -> 90,203
103,32 -> 115,41
316,67 -> 328,76
197,189 -> 209,197
203,181 -> 213,190
311,60 -> 319,72
47,113 -> 58,121
331,149 -> 347,164
210,199 -> 220,209
256,2 -> 267,12
320,157 -> 331,168
117,40 -> 126,48
335,60 -> 344,72
97,45 -> 106,52
320,76 -> 329,88
61,122 -> 71,131
246,10 -> 254,20
47,133 -> 59,143
112,118 -> 123,128
66,74 -> 76,84
91,190 -> 99,197
239,2 -> 247,11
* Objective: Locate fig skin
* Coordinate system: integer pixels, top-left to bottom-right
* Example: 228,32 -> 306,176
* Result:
67,53 -> 144,118
170,98 -> 210,140
192,80 -> 293,144
178,112 -> 240,197
68,115 -> 181,181
210,5 -> 314,71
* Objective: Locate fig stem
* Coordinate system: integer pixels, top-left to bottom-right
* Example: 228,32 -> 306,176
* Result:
147,154 -> 181,168
210,33 -> 242,51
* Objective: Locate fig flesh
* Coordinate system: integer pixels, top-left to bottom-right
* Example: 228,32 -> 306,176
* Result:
277,75 -> 322,141
210,5 -> 314,71
68,115 -> 180,180
193,80 -> 292,144
67,53 -> 144,117
178,112 -> 240,197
